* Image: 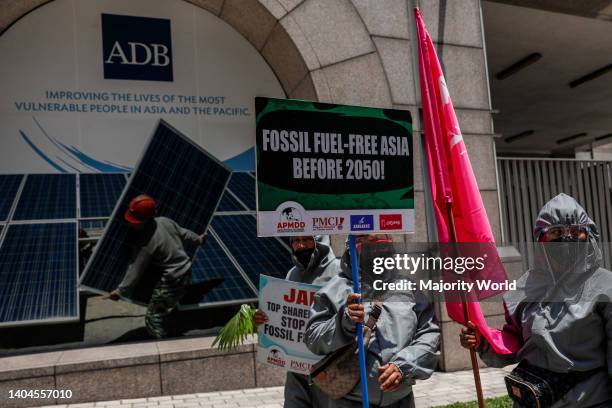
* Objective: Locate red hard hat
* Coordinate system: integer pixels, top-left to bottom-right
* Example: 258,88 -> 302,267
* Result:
124,194 -> 157,225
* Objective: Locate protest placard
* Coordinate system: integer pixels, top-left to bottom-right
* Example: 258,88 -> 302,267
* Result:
255,97 -> 414,236
256,275 -> 323,374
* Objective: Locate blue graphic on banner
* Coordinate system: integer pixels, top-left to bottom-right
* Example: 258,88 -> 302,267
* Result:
350,214 -> 374,231
224,147 -> 255,171
20,117 -> 255,173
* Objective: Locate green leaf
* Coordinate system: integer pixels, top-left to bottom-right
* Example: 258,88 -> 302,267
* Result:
212,304 -> 258,351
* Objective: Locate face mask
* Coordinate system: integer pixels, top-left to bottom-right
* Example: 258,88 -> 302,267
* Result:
550,236 -> 579,243
295,248 -> 315,268
543,238 -> 582,275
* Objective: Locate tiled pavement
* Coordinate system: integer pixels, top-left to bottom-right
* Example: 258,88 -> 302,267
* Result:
37,366 -> 512,408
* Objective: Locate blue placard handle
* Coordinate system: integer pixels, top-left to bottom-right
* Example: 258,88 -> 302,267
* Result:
348,234 -> 369,408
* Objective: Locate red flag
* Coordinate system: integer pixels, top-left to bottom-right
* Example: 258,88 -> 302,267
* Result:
414,7 -> 519,354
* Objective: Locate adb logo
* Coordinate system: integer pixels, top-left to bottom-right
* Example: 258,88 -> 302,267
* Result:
101,14 -> 173,82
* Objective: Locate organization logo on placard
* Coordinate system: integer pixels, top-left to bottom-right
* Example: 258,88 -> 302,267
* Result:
350,215 -> 374,231
101,13 -> 173,81
380,214 -> 402,230
277,203 -> 306,233
312,216 -> 345,232
289,359 -> 312,374
267,348 -> 286,368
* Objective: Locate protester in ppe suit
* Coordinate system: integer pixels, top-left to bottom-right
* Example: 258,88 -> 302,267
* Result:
305,234 -> 440,408
461,193 -> 612,407
254,235 -> 342,408
108,194 -> 206,339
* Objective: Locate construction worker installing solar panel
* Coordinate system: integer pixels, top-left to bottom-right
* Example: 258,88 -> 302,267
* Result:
107,194 -> 207,339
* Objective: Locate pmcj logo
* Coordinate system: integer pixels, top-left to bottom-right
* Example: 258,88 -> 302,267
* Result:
350,215 -> 373,231
102,14 -> 173,82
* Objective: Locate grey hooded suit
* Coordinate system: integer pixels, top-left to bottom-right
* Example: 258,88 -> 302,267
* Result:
305,246 -> 440,407
283,236 -> 342,408
479,194 -> 612,407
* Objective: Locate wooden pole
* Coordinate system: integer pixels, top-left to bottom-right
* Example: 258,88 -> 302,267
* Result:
446,202 -> 486,408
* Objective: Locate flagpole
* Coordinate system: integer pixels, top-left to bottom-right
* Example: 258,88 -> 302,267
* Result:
446,202 -> 486,408
348,234 -> 370,408
413,5 -> 486,406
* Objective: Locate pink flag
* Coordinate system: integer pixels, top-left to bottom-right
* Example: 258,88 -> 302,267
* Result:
414,7 -> 519,354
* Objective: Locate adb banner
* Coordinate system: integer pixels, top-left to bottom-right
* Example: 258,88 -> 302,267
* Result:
257,275 -> 323,374
255,97 -> 414,236
0,0 -> 284,173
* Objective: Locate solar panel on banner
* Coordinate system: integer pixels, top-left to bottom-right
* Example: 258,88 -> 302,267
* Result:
79,219 -> 108,230
227,172 -> 256,210
13,174 -> 76,220
209,214 -> 292,286
216,191 -> 249,212
0,174 -> 23,221
181,234 -> 257,308
80,120 -> 231,304
79,173 -> 127,218
0,222 -> 78,327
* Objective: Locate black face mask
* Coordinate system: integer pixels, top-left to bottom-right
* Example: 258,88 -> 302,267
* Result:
295,248 -> 315,268
543,236 -> 582,274
550,236 -> 579,243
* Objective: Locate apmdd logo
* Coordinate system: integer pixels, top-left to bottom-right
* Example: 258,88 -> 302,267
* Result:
350,215 -> 373,231
267,348 -> 286,368
102,14 -> 173,81
277,205 -> 306,233
380,214 -> 402,230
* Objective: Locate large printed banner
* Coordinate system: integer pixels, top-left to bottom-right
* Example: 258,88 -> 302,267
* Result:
255,97 -> 414,236
257,275 -> 323,374
0,0 -> 284,173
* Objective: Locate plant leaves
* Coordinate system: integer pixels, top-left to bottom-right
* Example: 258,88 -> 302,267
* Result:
212,304 -> 257,351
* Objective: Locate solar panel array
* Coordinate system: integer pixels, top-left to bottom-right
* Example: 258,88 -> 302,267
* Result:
0,223 -> 77,325
13,174 -> 76,220
217,190 -> 247,212
226,172 -> 256,210
0,173 -> 80,327
0,175 -> 23,221
80,121 -> 234,305
180,170 -> 294,307
1,129 -> 294,324
79,173 -> 127,218
188,235 -> 256,305
210,215 -> 291,286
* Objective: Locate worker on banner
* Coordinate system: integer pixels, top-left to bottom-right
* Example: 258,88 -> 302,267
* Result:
108,194 -> 207,339
461,194 -> 612,407
255,235 -> 341,408
305,234 -> 440,408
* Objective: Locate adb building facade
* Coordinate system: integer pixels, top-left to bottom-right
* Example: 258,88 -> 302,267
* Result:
1,0 -> 611,403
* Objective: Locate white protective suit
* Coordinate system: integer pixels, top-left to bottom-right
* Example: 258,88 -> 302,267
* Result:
480,194 -> 612,407
284,236 -> 342,408
305,243 -> 440,407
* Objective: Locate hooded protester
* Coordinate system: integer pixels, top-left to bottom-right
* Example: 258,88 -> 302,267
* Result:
461,193 -> 612,407
305,234 -> 440,408
254,235 -> 341,408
